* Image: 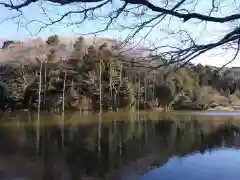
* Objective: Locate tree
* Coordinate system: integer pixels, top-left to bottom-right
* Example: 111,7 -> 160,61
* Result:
45,35 -> 61,64
46,35 -> 60,47
194,87 -> 213,107
172,92 -> 193,110
1,0 -> 240,67
174,68 -> 197,97
71,36 -> 87,61
1,40 -> 22,49
155,83 -> 175,111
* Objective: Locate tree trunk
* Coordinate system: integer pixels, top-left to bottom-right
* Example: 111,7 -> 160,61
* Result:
117,63 -> 123,112
138,74 -> 140,113
99,60 -> 102,114
153,76 -> 156,102
38,62 -> 42,115
144,73 -> 147,109
37,62 -> 43,153
44,60 -> 48,109
164,104 -> 168,112
109,61 -> 113,111
62,71 -> 67,112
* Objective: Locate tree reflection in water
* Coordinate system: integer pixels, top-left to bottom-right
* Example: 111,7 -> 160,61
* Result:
0,112 -> 239,180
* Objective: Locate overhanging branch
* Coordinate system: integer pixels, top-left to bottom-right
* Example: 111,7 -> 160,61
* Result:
1,0 -> 240,24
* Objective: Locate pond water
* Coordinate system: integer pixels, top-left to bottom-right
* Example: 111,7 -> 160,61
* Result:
0,111 -> 240,180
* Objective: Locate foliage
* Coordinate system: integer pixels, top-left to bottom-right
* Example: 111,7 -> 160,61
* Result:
234,89 -> 240,99
0,35 -> 240,112
172,92 -> 193,109
46,35 -> 60,46
155,83 -> 175,110
175,69 -> 198,96
194,86 -> 214,107
1,40 -> 22,49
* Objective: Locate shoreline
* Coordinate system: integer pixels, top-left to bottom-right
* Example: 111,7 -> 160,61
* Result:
1,105 -> 240,113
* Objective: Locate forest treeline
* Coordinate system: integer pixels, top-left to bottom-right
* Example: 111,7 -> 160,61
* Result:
0,35 -> 240,112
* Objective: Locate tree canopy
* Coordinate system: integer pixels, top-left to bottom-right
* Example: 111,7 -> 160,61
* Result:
0,35 -> 239,112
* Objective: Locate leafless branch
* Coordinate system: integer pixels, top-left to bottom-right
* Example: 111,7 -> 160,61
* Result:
219,38 -> 240,71
1,0 -> 240,23
31,0 -> 110,34
1,0 -> 240,69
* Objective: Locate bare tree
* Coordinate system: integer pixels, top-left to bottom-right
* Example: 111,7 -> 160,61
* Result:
1,0 -> 240,67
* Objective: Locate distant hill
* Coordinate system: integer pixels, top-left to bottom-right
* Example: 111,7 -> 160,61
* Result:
1,36 -> 229,71
0,36 -> 152,68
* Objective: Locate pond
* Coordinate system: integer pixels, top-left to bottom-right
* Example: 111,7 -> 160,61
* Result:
0,111 -> 240,180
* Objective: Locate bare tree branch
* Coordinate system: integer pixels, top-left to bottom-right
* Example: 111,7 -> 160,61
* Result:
1,0 -> 240,23
32,0 -> 110,34
1,0 -> 240,69
0,0 -> 37,10
0,0 -> 105,10
219,38 -> 240,71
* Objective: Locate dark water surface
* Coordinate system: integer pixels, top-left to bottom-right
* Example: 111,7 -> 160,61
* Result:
0,111 -> 240,180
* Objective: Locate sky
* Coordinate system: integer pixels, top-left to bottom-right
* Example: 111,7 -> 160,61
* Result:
0,0 -> 239,67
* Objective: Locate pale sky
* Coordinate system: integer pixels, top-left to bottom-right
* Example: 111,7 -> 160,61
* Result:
0,0 -> 239,67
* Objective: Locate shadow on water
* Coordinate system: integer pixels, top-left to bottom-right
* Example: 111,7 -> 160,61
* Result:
0,111 -> 240,179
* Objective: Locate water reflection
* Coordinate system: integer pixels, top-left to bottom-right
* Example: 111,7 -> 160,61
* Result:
142,148 -> 240,180
0,111 -> 240,180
